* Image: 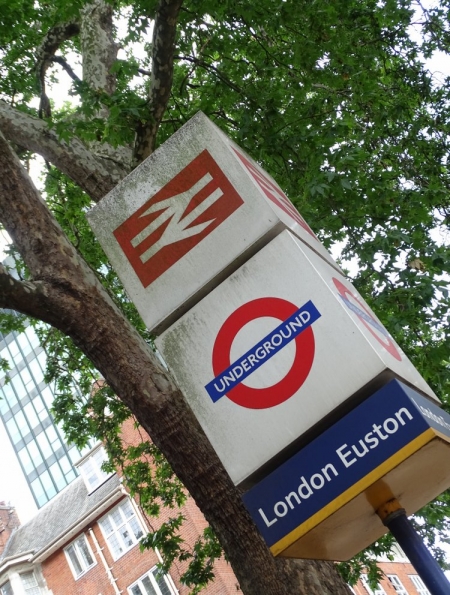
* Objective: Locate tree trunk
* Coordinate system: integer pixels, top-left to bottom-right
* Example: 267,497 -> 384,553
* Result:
0,134 -> 351,595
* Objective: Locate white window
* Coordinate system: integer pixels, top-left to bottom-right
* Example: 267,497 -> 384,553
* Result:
128,568 -> 176,595
0,582 -> 13,595
409,575 -> 431,595
65,534 -> 96,579
78,446 -> 113,492
361,574 -> 386,595
99,499 -> 144,560
20,572 -> 41,595
387,575 -> 408,595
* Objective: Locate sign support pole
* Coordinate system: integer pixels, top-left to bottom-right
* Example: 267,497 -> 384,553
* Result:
377,500 -> 450,595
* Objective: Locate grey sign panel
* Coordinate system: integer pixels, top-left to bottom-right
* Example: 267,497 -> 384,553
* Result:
88,112 -> 340,333
156,231 -> 438,486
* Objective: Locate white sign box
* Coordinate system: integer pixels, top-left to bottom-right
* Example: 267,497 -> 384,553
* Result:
156,231 -> 438,486
87,112 -> 340,333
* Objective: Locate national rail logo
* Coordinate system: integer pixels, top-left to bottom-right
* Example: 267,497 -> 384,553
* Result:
232,147 -> 317,240
205,297 -> 321,409
113,150 -> 244,288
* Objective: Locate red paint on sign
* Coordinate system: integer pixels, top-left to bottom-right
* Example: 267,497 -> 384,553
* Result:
212,297 -> 315,409
232,148 -> 317,239
113,150 -> 244,288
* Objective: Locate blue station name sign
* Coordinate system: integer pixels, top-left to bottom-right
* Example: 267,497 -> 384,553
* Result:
242,380 -> 450,560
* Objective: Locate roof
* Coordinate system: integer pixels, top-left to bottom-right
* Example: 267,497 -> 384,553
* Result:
0,474 -> 121,564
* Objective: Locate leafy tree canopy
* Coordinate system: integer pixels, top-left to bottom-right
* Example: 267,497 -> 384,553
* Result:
0,0 -> 450,592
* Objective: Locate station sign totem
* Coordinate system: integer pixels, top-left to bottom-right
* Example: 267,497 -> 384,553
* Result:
88,112 -> 450,560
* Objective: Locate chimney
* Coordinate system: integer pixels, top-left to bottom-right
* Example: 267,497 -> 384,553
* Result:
0,502 -> 21,557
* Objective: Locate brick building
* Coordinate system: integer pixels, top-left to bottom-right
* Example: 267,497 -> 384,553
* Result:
351,545 -> 431,595
0,441 -> 239,595
0,301 -> 241,595
0,321 -> 437,595
0,454 -> 438,595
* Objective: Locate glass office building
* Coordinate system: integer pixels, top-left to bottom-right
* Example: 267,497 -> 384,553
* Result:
0,321 -> 86,508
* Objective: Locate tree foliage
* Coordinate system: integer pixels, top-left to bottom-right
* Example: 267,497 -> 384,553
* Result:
0,0 -> 450,593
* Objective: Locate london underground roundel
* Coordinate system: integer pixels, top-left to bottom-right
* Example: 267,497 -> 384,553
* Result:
332,277 -> 401,361
205,297 -> 321,409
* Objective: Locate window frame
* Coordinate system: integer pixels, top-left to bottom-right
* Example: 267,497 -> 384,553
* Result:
0,581 -> 13,595
78,446 -> 114,493
64,533 -> 97,579
408,575 -> 431,595
361,574 -> 387,595
20,571 -> 41,595
387,575 -> 408,595
127,567 -> 176,595
98,499 -> 144,561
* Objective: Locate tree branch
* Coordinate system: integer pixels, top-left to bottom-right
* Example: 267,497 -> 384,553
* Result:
175,54 -> 243,94
81,0 -> 118,98
36,21 -> 81,119
49,56 -> 81,82
0,265 -> 54,324
138,67 -> 152,76
133,0 -> 183,165
79,0 -> 134,168
0,101 -> 127,201
0,128 -> 125,332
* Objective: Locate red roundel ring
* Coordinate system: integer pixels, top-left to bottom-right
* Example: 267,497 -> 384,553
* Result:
212,297 -> 315,409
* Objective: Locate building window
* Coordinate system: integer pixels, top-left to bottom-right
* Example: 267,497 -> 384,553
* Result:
409,575 -> 431,595
128,568 -> 176,595
65,534 -> 96,579
78,446 -> 114,492
99,499 -> 144,560
361,574 -> 386,595
387,575 -> 408,595
0,581 -> 13,595
20,572 -> 41,595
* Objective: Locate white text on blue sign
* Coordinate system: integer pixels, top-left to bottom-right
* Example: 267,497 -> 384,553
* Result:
242,381 -> 449,549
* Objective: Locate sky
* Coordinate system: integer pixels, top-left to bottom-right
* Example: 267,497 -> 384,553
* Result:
0,414 -> 37,522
